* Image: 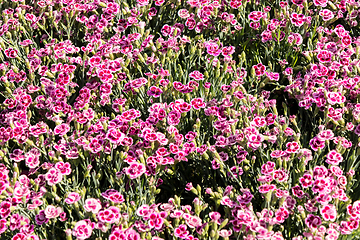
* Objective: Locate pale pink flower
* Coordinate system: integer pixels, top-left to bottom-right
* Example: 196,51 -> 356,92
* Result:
44,205 -> 63,219
84,198 -> 102,214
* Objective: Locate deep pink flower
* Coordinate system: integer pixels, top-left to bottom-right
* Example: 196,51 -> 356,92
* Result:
54,123 -> 70,136
253,63 -> 266,76
174,224 -> 189,239
147,86 -> 163,98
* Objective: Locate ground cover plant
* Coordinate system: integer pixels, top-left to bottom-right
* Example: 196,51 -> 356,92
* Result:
1,0 -> 360,239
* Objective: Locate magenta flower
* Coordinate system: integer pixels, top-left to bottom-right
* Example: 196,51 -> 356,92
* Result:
126,162 -> 146,179
35,210 -> 49,225
147,86 -> 163,98
54,123 -> 70,136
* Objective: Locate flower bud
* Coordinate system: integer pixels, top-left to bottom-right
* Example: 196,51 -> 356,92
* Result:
98,2 -> 107,7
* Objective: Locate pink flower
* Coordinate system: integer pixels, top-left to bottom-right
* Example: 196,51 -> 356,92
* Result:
0,219 -> 7,234
285,141 -> 300,153
222,46 -> 235,56
313,0 -> 328,7
347,201 -> 360,218
209,212 -> 221,223
189,71 -> 204,80
320,204 -> 337,222
102,189 -> 125,204
204,41 -> 222,57
326,92 -> 345,105
218,229 -> 232,237
258,184 -> 276,193
299,174 -> 313,188
44,205 -> 62,219
248,11 -> 264,22
45,168 -> 63,186
4,48 -> 18,58
309,137 -> 325,151
261,161 -> 275,175
54,123 -> 70,136
290,13 -> 305,27
186,215 -> 202,228
253,63 -> 266,76
126,162 -> 146,179
148,212 -> 165,230
174,224 -> 189,239
97,206 -> 121,224
72,219 -> 94,240
319,9 -> 334,21
65,192 -> 81,204
326,150 -> 343,165
137,0 -> 149,6
317,50 -> 332,63
55,161 -> 72,175
190,98 -> 205,109
147,86 -> 163,98
84,198 -> 102,214
275,207 -> 289,223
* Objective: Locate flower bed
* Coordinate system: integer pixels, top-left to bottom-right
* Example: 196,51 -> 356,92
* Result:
0,0 -> 360,239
